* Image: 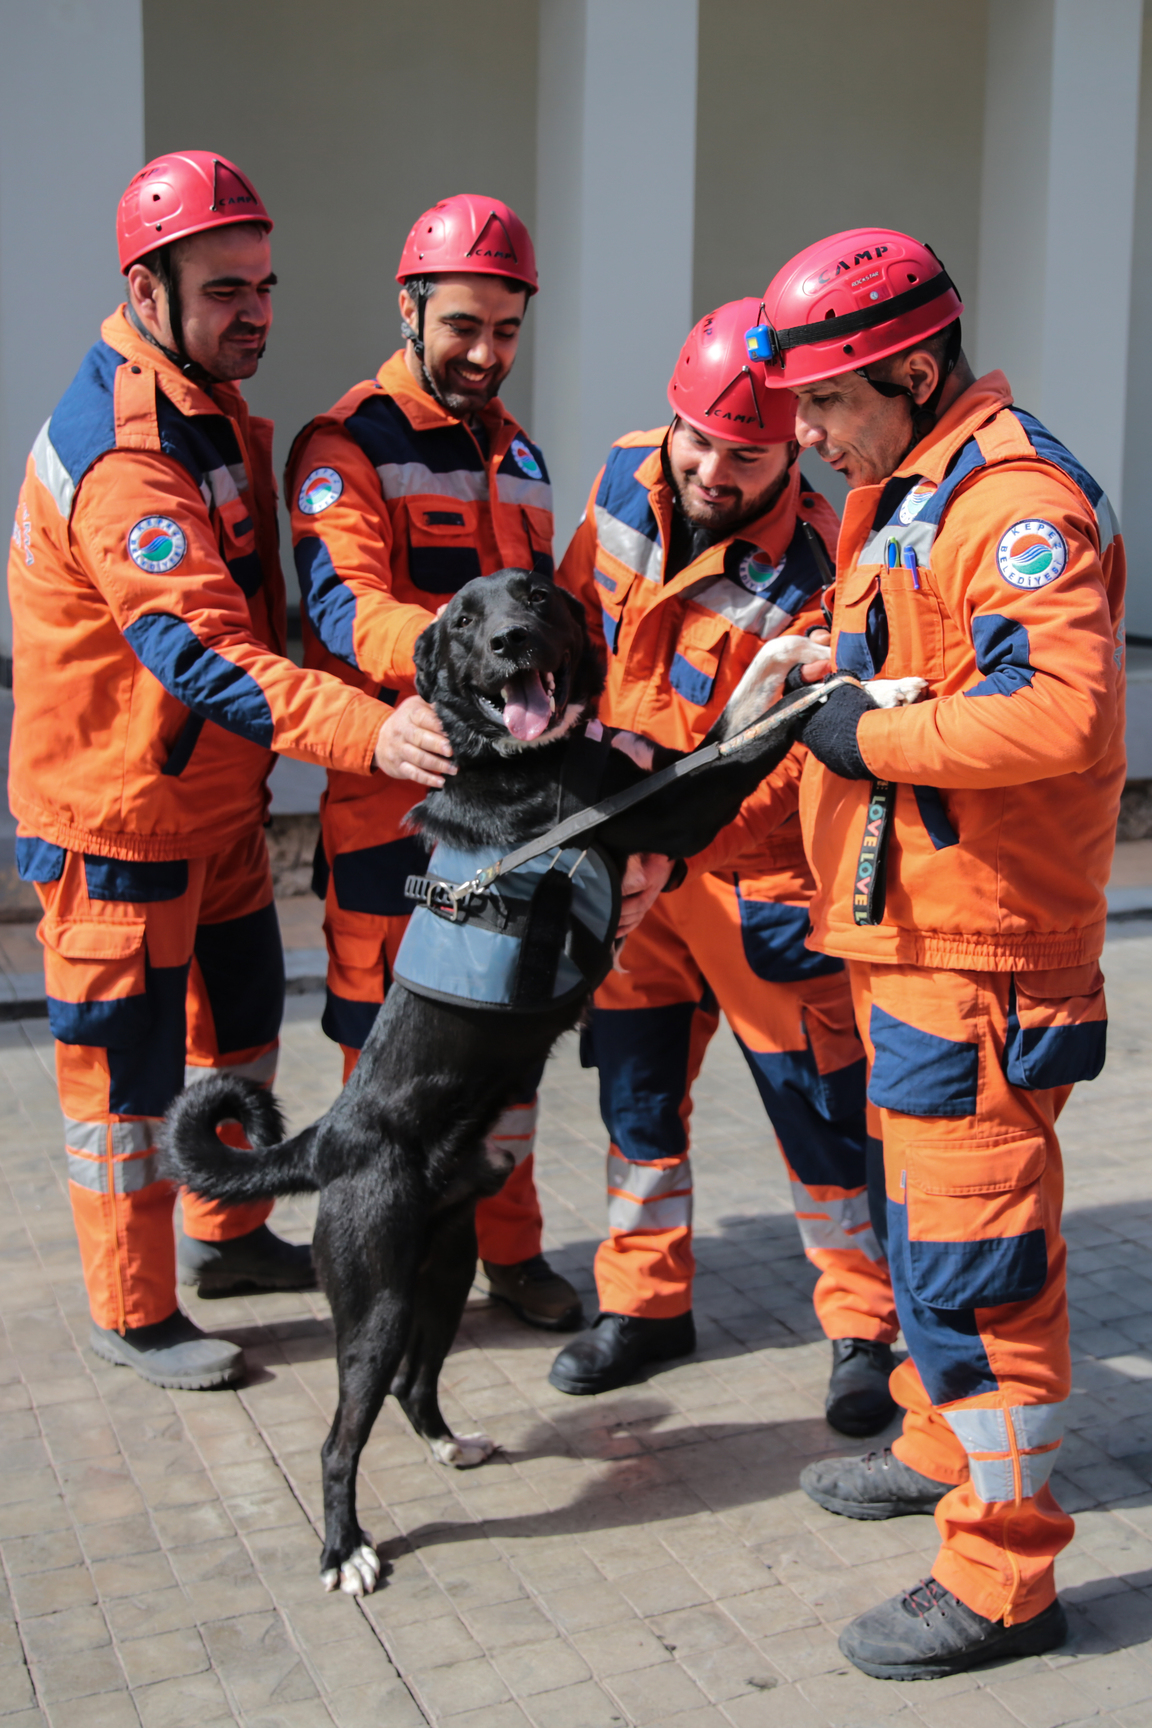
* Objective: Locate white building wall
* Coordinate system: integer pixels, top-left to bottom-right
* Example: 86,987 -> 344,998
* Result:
533,0 -> 699,545
0,0 -> 145,659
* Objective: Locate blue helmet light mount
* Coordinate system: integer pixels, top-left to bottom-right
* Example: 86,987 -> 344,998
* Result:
744,322 -> 776,365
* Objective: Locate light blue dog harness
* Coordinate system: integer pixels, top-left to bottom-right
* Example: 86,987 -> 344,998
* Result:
394,839 -> 620,1013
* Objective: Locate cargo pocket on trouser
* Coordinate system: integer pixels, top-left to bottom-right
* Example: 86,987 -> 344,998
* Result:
1004,966 -> 1106,1090
321,913 -> 390,1054
40,916 -> 180,1330
903,1134 -> 1049,1310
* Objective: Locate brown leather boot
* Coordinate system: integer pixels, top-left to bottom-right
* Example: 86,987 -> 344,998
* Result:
482,1255 -> 583,1330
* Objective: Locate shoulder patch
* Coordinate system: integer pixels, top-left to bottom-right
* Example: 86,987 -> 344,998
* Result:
996,520 -> 1068,590
298,467 -> 344,515
509,436 -> 543,481
128,517 -> 187,574
735,548 -> 785,595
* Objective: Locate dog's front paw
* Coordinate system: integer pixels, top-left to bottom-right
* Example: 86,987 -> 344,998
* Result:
320,1533 -> 381,1596
863,675 -> 928,709
430,1432 -> 496,1469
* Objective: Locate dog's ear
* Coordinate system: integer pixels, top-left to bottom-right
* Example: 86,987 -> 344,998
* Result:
412,619 -> 441,701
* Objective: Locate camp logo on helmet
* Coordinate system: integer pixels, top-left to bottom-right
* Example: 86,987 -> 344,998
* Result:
128,517 -> 187,574
510,438 -> 543,481
736,549 -> 784,594
996,520 -> 1068,589
898,479 -> 938,524
298,468 -> 344,515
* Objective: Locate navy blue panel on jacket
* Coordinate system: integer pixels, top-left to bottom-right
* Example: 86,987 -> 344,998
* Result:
46,340 -> 122,489
343,392 -> 486,480
595,446 -> 663,544
967,615 -> 1037,699
124,615 -> 274,747
295,537 -> 359,666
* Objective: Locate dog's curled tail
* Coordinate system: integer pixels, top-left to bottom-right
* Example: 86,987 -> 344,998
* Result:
161,1076 -> 320,1203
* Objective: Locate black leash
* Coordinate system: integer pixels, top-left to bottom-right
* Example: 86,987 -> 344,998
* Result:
416,675 -> 863,912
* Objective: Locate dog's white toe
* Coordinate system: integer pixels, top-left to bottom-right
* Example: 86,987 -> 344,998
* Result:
337,1539 -> 381,1596
864,675 -> 929,708
430,1432 -> 496,1469
321,1567 -> 339,1593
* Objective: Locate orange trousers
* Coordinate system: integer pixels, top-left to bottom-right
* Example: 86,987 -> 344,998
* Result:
25,829 -> 283,1331
318,830 -> 544,1266
586,869 -> 897,1339
850,958 -> 1107,1623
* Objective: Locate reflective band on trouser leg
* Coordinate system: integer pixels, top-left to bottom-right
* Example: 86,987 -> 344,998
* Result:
63,1107 -> 176,1330
595,1149 -> 695,1319
477,1095 -> 544,1265
848,958 -> 1074,1625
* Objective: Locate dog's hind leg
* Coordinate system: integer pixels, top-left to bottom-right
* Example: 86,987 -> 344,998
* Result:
392,1200 -> 496,1469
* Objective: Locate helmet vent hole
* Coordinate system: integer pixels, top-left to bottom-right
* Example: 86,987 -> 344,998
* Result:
843,344 -> 854,355
824,309 -> 836,320
907,273 -> 918,282
152,193 -> 161,202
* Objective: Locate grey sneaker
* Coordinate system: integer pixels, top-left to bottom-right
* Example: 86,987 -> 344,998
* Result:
801,1446 -> 951,1519
90,1310 -> 243,1390
840,1576 -> 1067,1679
177,1220 -> 316,1296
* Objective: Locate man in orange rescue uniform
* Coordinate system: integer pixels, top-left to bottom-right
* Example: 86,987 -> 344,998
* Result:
548,300 -> 900,1434
750,229 -> 1125,1677
7,153 -> 419,1390
286,196 -> 581,1332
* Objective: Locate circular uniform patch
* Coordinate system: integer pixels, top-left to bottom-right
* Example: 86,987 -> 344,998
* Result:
898,479 -> 937,524
736,549 -> 784,594
298,467 -> 343,515
996,519 -> 1068,589
128,516 -> 187,574
509,436 -> 543,481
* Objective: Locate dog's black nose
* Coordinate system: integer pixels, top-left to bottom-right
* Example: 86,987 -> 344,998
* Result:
489,624 -> 529,655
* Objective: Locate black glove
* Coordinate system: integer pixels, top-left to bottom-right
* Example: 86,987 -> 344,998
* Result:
795,681 -> 877,780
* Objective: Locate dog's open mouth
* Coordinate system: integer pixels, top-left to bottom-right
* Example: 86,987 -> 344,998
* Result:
476,658 -> 571,742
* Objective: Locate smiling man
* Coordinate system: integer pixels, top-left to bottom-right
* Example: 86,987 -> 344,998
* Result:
549,301 -> 900,1429
286,195 -> 582,1333
749,228 -> 1127,1679
7,152 -> 399,1389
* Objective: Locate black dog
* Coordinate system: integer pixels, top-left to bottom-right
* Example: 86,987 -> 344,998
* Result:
163,568 -> 828,1595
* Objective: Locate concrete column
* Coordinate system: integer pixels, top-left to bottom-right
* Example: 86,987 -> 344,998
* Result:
976,0 -> 1142,518
533,0 -> 699,548
0,0 -> 145,662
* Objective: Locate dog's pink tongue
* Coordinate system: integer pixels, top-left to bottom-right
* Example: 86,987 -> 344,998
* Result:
501,670 -> 552,741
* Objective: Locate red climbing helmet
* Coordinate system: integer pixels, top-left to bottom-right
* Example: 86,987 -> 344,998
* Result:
117,151 -> 272,273
748,228 -> 963,388
396,194 -> 538,294
668,299 -> 798,444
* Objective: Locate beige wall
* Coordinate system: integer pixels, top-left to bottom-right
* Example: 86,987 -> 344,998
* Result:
1124,0 -> 1152,637
693,0 -> 988,507
143,0 -> 540,600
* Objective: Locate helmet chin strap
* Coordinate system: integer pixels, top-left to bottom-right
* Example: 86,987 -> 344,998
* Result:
401,284 -> 456,414
127,293 -> 219,389
856,320 -> 963,462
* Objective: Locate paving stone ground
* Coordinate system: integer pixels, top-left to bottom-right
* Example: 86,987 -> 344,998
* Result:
2,907 -> 1152,1727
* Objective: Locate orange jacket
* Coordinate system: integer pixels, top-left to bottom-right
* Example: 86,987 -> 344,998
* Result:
801,371 -> 1126,971
7,310 -> 385,863
287,350 -> 553,858
558,431 -> 839,889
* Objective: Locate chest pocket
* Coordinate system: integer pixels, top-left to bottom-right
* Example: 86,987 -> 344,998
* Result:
217,495 -> 262,597
834,571 -> 887,678
595,562 -> 638,655
669,607 -> 729,707
879,566 -> 945,681
405,500 -> 484,594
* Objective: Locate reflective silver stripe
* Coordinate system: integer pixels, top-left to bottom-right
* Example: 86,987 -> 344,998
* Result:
31,421 -> 76,518
201,462 -> 249,510
376,462 -> 489,504
1096,493 -> 1119,553
944,1402 -> 1066,1503
184,1049 -> 278,1089
790,1182 -> 883,1261
607,1191 -> 693,1232
684,576 -> 792,642
594,506 -> 663,583
606,1153 -> 693,1232
496,473 -> 553,512
488,1099 -> 540,1166
859,518 -> 940,568
66,1148 -> 164,1195
63,1118 -> 156,1158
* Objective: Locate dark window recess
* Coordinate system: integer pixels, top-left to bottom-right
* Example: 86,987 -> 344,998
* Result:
424,510 -> 466,526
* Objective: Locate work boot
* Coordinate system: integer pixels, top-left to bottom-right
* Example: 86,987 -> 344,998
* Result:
840,1576 -> 1067,1679
90,1310 -> 243,1390
801,1446 -> 951,1519
825,1338 -> 899,1437
177,1220 -> 316,1296
482,1256 -> 582,1330
548,1310 -> 696,1395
